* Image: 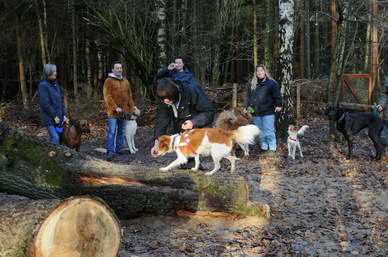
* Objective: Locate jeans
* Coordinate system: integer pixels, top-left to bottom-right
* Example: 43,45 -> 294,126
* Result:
106,118 -> 126,153
253,114 -> 277,151
47,125 -> 60,144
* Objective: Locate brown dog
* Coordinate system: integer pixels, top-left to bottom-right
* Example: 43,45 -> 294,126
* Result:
61,120 -> 91,151
215,107 -> 253,156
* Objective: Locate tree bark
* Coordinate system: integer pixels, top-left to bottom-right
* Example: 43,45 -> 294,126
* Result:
370,0 -> 379,98
278,0 -> 296,135
72,0 -> 78,100
305,0 -> 311,78
0,193 -> 120,257
16,16 -> 29,109
157,0 -> 167,68
252,0 -> 258,67
0,122 -> 268,219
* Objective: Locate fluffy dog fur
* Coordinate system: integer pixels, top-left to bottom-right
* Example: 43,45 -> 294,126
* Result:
124,107 -> 141,154
156,125 -> 260,175
61,120 -> 91,151
214,107 -> 253,156
287,125 -> 309,159
325,106 -> 385,160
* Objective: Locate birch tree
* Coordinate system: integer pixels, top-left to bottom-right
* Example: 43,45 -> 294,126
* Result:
278,0 -> 295,131
157,0 -> 167,68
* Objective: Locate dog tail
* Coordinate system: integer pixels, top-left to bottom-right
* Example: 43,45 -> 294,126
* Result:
232,125 -> 260,145
297,125 -> 309,136
94,147 -> 107,154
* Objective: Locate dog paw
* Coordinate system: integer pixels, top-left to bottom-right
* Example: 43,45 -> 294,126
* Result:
191,168 -> 198,171
205,171 -> 216,176
159,167 -> 169,172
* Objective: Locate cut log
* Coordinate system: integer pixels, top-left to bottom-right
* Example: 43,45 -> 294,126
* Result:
0,122 -> 269,219
0,193 -> 120,257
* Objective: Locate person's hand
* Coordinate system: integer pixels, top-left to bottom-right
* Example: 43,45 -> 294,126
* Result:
151,141 -> 159,158
63,116 -> 70,124
54,116 -> 60,124
376,104 -> 384,112
182,120 -> 193,130
275,107 -> 282,112
168,63 -> 175,71
116,107 -> 123,113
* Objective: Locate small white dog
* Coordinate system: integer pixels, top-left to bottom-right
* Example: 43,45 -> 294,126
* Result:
124,107 -> 141,154
287,125 -> 309,159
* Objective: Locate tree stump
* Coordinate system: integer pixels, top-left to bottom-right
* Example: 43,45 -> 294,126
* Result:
0,193 -> 120,257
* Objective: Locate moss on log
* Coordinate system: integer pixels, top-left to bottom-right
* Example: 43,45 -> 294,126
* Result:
0,122 -> 269,218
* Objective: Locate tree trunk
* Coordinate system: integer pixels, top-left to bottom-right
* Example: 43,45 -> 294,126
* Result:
299,0 -> 305,78
278,0 -> 296,135
157,0 -> 167,68
252,0 -> 258,67
264,0 -> 272,72
72,0 -> 78,100
0,122 -> 269,219
33,0 -> 48,66
314,5 -> 320,77
0,193 -> 120,257
85,38 -> 93,99
305,0 -> 311,79
16,16 -> 29,109
370,0 -> 379,98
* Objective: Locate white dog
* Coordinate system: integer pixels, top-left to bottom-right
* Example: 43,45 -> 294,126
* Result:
287,125 -> 309,159
124,107 -> 141,154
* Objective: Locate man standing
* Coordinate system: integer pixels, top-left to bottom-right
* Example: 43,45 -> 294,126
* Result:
156,57 -> 198,88
103,61 -> 135,161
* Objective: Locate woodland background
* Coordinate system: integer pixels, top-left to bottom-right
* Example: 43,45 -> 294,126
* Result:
1,0 -> 388,125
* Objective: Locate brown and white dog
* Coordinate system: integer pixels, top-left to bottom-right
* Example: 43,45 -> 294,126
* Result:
287,125 -> 309,159
156,125 -> 260,175
215,107 -> 253,156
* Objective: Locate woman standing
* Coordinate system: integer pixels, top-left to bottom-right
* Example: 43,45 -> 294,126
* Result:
37,64 -> 69,144
244,65 -> 282,153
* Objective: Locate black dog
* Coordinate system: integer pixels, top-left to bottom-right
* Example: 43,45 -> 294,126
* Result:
325,106 -> 385,160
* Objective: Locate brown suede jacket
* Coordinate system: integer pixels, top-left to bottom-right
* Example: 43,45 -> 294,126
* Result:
103,73 -> 135,118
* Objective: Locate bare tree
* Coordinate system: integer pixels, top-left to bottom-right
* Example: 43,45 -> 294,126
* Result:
278,0 -> 296,130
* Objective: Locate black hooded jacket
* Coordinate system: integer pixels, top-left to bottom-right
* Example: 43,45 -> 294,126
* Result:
154,82 -> 214,140
244,77 -> 282,116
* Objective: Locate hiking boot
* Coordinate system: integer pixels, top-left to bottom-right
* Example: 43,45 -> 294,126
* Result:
106,152 -> 113,161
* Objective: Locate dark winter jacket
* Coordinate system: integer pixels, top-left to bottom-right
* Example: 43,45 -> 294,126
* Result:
154,82 -> 214,140
156,68 -> 198,88
37,77 -> 67,126
244,77 -> 282,116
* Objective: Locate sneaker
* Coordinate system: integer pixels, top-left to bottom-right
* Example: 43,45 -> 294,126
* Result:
106,152 -> 113,161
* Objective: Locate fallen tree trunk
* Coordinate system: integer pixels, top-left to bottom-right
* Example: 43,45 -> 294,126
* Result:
0,122 -> 268,219
0,193 -> 120,257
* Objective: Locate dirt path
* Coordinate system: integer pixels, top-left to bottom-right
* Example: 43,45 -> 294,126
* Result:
79,120 -> 387,257
2,108 -> 387,256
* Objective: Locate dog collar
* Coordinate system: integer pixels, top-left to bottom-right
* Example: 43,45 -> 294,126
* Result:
288,137 -> 297,141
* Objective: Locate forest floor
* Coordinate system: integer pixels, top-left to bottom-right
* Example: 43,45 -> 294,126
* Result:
1,102 -> 387,257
